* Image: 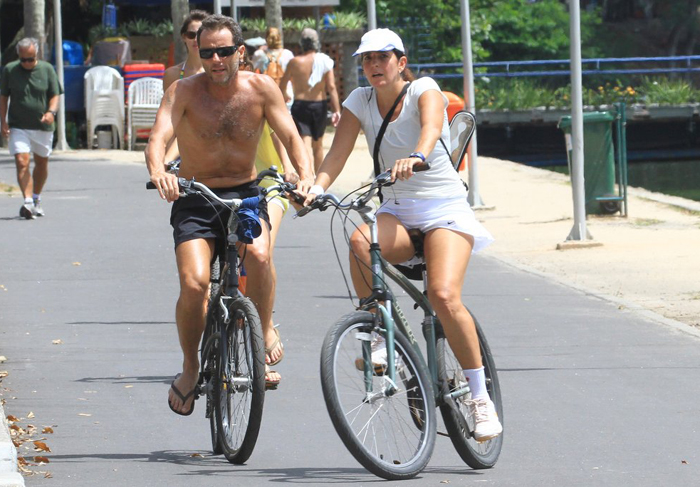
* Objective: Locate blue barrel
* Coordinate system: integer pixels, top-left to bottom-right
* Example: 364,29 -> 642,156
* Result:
51,40 -> 84,66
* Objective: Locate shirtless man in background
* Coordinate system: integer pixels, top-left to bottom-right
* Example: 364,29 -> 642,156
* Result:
279,27 -> 341,172
146,15 -> 313,415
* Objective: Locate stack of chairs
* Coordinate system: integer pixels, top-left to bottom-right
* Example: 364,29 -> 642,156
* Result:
84,66 -> 124,149
127,77 -> 163,151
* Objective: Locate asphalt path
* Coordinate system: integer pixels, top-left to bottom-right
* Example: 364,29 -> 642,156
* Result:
1,153 -> 700,486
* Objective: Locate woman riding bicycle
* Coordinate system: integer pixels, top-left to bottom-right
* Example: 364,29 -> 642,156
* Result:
304,28 -> 502,442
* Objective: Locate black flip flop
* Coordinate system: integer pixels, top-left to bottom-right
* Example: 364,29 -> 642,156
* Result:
168,374 -> 199,416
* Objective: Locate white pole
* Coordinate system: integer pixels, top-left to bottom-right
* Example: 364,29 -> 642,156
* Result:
214,0 -> 222,15
53,0 -> 69,150
367,0 -> 376,30
231,0 -> 237,21
566,0 -> 588,241
460,0 -> 483,207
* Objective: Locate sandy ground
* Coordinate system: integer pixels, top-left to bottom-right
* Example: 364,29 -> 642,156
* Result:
3,138 -> 700,331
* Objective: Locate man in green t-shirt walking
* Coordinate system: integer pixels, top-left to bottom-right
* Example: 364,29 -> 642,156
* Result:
1,37 -> 63,219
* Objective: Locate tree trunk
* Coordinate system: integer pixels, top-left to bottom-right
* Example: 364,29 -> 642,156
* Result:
265,0 -> 283,44
171,0 -> 190,65
24,0 -> 46,59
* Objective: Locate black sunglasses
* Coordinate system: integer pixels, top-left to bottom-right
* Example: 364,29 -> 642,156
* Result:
20,57 -> 36,63
184,31 -> 198,40
199,45 -> 238,60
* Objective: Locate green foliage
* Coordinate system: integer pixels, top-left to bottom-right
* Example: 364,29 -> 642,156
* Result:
473,0 -> 602,61
638,77 -> 700,105
239,12 -> 365,33
116,19 -> 173,38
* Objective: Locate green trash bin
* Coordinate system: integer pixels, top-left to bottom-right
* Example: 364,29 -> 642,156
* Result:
558,111 -> 618,215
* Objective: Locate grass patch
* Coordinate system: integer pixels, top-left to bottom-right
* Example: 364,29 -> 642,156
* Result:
632,218 -> 663,227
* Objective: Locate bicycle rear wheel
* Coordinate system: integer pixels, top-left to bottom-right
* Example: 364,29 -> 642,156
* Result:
214,296 -> 266,464
320,311 -> 436,480
436,312 -> 503,469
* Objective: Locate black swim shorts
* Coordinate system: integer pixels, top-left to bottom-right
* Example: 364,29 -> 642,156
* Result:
291,99 -> 328,141
170,180 -> 270,257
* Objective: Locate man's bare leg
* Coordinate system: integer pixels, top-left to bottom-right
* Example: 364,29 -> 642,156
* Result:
14,153 -> 33,199
168,238 -> 215,414
311,137 -> 324,174
240,225 -> 282,365
32,154 -> 49,195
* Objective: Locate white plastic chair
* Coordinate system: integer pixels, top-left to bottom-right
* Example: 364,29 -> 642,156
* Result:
127,77 -> 163,151
84,66 -> 124,149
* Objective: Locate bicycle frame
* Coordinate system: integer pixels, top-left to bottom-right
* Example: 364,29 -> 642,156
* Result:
355,207 -> 469,407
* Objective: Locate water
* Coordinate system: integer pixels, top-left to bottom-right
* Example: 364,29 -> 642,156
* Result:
542,159 -> 700,203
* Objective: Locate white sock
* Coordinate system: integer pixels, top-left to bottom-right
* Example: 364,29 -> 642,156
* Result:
463,366 -> 488,400
24,197 -> 33,205
33,194 -> 41,202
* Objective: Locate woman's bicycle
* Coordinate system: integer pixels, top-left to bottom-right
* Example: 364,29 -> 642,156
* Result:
147,170 -> 298,464
296,169 -> 503,480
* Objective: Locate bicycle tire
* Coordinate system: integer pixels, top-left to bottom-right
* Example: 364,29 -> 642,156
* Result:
214,296 -> 266,464
320,311 -> 436,480
436,313 -> 503,469
203,289 -> 223,455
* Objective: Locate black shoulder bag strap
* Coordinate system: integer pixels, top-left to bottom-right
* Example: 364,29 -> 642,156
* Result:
372,82 -> 410,201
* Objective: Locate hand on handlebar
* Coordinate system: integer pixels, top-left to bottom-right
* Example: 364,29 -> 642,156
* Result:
150,171 -> 180,202
391,156 -> 426,182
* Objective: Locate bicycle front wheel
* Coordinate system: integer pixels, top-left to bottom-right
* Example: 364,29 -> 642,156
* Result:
320,311 -> 436,480
214,296 -> 266,464
436,313 -> 503,469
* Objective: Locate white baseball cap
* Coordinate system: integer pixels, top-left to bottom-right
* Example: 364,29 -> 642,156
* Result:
353,28 -> 405,57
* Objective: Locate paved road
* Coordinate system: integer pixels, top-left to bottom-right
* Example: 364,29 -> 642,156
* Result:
1,152 -> 700,486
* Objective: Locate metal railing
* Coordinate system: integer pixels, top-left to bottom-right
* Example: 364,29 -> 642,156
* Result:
410,55 -> 700,79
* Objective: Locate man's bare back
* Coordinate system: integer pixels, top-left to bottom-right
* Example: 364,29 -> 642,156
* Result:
285,52 -> 328,102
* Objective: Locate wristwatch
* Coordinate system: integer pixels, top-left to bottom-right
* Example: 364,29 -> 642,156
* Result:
48,110 -> 57,117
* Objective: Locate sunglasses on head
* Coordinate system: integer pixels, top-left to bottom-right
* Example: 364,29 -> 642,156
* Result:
184,31 -> 198,40
20,57 -> 36,63
199,45 -> 238,60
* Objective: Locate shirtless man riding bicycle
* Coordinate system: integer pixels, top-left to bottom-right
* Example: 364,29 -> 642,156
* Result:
146,14 -> 313,416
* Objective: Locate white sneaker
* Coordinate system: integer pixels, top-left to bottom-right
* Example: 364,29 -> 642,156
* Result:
354,334 -> 402,375
466,398 -> 503,442
19,202 -> 35,220
33,200 -> 44,217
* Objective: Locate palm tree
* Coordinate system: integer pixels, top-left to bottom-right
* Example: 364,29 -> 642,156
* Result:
171,0 -> 189,64
265,0 -> 283,43
24,0 -> 46,58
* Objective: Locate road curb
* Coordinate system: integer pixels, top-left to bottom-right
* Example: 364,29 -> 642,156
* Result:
0,402 -> 24,487
485,253 -> 700,341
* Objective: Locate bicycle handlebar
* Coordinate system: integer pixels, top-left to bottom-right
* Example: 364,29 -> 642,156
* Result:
146,164 -> 303,206
295,162 -> 430,218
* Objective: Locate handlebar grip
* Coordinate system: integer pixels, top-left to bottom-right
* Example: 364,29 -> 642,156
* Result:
413,162 -> 431,172
146,182 -> 157,190
295,203 -> 315,218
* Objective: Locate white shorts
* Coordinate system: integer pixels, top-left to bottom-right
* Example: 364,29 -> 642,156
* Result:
9,128 -> 54,158
377,197 -> 494,253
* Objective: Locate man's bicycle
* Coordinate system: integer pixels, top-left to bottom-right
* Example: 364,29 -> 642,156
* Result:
296,169 -> 503,480
147,171 -> 297,464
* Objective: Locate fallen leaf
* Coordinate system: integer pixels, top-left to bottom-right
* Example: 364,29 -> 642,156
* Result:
34,456 -> 50,464
0,355 -> 6,363
27,411 -> 35,419
0,371 -> 8,379
44,472 -> 53,478
190,453 -> 203,458
78,413 -> 92,417
52,339 -> 63,345
682,460 -> 689,465
72,262 -> 81,266
6,415 -> 19,423
42,427 -> 54,434
0,285 -> 6,291
124,385 -> 133,388
33,441 -> 51,452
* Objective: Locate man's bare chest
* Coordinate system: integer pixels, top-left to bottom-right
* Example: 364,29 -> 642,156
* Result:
183,95 -> 263,142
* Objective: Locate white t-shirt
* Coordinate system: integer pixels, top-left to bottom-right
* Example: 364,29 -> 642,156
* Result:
343,77 -> 466,199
